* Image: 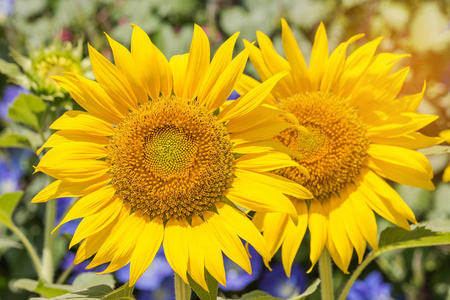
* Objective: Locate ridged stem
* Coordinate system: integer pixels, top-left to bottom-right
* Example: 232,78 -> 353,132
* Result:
42,200 -> 56,283
174,273 -> 191,300
319,248 -> 335,300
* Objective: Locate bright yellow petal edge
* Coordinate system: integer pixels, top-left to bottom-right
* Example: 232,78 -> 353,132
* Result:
240,18 -> 440,276
439,129 -> 450,182
32,24 -> 313,290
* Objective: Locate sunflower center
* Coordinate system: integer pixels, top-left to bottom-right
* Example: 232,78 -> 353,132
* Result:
274,92 -> 369,201
107,97 -> 235,221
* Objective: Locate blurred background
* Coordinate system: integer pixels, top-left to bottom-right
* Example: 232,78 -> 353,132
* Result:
0,0 -> 449,299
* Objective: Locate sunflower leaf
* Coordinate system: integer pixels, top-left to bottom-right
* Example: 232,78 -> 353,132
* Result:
0,192 -> 23,228
14,278 -> 74,298
29,284 -> 114,300
289,278 -> 321,300
101,282 -> 134,300
239,290 -> 282,299
378,222 -> 450,250
8,94 -> 46,131
72,272 -> 116,290
188,271 -> 218,300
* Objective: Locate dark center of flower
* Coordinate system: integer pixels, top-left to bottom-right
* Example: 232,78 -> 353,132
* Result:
107,96 -> 235,221
274,92 -> 370,202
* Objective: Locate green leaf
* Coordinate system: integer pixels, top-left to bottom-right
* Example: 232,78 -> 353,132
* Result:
101,282 -> 134,300
378,224 -> 450,251
240,290 -> 282,300
188,271 -> 219,300
0,130 -> 33,149
0,192 -> 24,228
289,279 -> 321,300
8,94 -> 46,131
72,272 -> 115,289
30,284 -> 114,300
0,58 -> 22,78
14,279 -> 74,298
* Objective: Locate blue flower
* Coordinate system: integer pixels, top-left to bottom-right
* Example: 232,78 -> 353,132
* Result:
227,90 -> 240,100
0,0 -> 14,18
220,245 -> 263,291
115,247 -> 173,292
59,251 -> 105,283
0,148 -> 31,194
0,85 -> 29,121
258,263 -> 307,299
136,277 -> 175,300
347,271 -> 392,300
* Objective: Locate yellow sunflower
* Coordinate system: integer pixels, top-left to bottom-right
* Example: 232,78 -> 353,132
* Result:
439,130 -> 450,181
32,24 -> 313,289
238,19 -> 440,275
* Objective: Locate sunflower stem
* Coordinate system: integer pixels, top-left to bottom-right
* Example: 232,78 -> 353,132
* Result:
8,223 -> 45,279
319,248 -> 335,300
42,199 -> 56,283
174,273 -> 191,300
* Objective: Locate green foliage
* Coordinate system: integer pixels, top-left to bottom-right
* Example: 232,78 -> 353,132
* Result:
14,279 -> 74,298
0,192 -> 23,228
30,285 -> 114,300
8,94 -> 46,131
188,271 -> 219,300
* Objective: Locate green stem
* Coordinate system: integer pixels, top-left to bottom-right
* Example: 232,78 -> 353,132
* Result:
42,200 -> 57,283
56,263 -> 75,285
319,248 -> 334,300
338,251 -> 376,300
174,273 -> 191,300
9,223 -> 44,279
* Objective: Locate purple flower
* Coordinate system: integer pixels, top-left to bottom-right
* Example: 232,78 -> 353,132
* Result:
0,85 -> 29,121
0,148 -> 31,194
347,271 -> 392,300
0,0 -> 14,17
136,277 -> 175,300
258,263 -> 307,299
227,90 -> 240,100
220,245 -> 263,291
60,251 -> 105,283
115,247 -> 173,291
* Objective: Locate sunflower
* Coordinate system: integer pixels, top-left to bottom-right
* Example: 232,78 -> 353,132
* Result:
32,24 -> 313,289
238,19 -> 440,275
439,130 -> 450,181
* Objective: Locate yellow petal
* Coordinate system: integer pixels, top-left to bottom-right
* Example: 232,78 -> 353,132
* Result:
129,217 -> 164,286
204,211 -> 251,274
183,24 -> 210,99
187,216 -> 207,291
367,144 -> 434,190
31,174 -> 110,203
260,211 -> 289,266
281,18 -> 311,93
308,23 -> 328,90
281,200 -> 308,277
203,45 -> 251,112
70,197 -> 123,248
235,74 -> 278,106
197,32 -> 239,104
52,75 -> 125,124
169,54 -> 189,98
235,151 -> 299,172
88,44 -> 138,109
257,30 -> 294,95
216,203 -> 269,260
163,218 -> 190,283
52,185 -> 117,233
37,130 -> 109,155
105,33 -> 148,103
50,111 -> 115,136
218,71 -> 288,121
308,201 -> 327,272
